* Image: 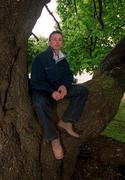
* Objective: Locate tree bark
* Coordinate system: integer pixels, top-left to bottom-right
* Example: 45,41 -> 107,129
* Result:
0,1 -> 50,179
0,1 -> 125,180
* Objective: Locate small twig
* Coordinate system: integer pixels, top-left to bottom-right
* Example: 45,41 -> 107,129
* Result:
113,23 -> 125,34
45,4 -> 62,31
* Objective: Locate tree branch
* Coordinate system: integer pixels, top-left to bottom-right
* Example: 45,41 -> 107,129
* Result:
93,0 -> 104,29
97,0 -> 104,29
93,0 -> 97,18
31,32 -> 39,41
45,4 -> 62,31
74,0 -> 77,14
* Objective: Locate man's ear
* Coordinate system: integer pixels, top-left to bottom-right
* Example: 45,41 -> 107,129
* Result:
48,41 -> 50,46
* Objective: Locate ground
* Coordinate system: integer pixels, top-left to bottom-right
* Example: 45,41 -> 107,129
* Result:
74,135 -> 125,180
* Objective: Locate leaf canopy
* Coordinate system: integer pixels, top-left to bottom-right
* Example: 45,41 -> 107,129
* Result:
57,0 -> 125,74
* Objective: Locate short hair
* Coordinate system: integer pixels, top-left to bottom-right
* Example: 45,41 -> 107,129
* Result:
49,31 -> 63,41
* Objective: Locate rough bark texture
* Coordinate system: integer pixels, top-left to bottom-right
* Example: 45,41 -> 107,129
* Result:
74,135 -> 125,179
0,1 -> 125,180
0,0 -> 50,180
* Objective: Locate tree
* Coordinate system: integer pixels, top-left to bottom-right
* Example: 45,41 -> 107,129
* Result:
57,0 -> 125,74
0,1 -> 125,180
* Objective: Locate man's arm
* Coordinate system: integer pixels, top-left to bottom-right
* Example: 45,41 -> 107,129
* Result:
31,54 -> 54,94
60,59 -> 73,90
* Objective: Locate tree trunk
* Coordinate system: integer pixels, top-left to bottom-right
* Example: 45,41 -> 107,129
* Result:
0,1 -> 50,179
0,1 -> 125,180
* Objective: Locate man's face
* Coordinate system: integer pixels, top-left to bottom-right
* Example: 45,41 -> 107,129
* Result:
48,33 -> 63,51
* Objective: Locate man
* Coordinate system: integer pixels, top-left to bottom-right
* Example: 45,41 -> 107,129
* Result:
31,31 -> 88,160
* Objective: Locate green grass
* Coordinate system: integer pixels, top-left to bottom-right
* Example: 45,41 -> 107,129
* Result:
102,94 -> 125,143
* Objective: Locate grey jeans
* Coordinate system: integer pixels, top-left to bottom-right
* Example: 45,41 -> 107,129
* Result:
32,84 -> 88,140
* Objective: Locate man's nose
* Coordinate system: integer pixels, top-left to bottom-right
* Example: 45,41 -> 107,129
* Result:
55,41 -> 61,45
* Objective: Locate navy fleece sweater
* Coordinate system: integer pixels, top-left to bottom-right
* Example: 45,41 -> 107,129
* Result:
31,46 -> 73,94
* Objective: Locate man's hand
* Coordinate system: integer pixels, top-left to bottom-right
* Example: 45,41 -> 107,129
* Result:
51,91 -> 62,101
51,85 -> 67,101
57,85 -> 67,99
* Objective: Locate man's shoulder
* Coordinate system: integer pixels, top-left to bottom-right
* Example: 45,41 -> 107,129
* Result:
37,49 -> 47,58
36,47 -> 52,60
32,47 -> 53,67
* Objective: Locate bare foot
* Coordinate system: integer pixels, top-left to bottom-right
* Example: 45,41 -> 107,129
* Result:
51,138 -> 64,160
58,120 -> 80,138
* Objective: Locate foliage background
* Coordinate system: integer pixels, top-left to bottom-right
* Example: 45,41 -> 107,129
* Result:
28,0 -> 125,74
57,0 -> 125,73
27,37 -> 47,72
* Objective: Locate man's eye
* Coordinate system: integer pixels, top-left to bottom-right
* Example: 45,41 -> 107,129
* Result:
51,38 -> 62,41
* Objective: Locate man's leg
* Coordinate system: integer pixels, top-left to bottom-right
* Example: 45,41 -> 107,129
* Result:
63,84 -> 88,122
58,84 -> 88,138
32,94 -> 63,159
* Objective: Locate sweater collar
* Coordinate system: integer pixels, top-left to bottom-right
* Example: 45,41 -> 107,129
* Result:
47,46 -> 66,63
53,50 -> 66,63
